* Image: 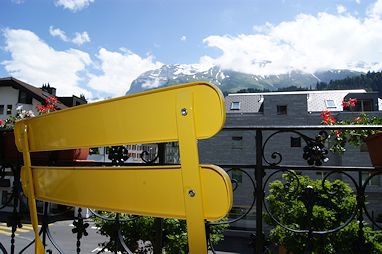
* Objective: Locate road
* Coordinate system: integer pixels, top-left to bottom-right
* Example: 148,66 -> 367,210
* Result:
0,220 -> 240,254
0,220 -> 110,254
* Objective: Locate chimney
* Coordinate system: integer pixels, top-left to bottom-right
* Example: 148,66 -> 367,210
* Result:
41,83 -> 57,96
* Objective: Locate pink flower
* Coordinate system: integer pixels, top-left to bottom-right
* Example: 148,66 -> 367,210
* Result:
342,98 -> 357,109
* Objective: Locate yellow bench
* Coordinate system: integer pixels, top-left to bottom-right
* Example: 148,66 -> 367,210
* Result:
14,82 -> 233,254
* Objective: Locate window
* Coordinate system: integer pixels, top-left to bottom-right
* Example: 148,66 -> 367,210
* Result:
6,105 -> 12,115
277,105 -> 287,115
230,101 -> 241,110
290,137 -> 301,147
353,99 -> 373,112
232,136 -> 243,149
0,105 -> 4,115
18,90 -> 32,104
325,100 -> 336,108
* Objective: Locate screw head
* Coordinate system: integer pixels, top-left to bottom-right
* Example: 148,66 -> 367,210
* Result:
181,108 -> 188,116
188,190 -> 196,197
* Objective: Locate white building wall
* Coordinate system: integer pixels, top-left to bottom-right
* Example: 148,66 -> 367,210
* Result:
0,86 -> 42,120
0,86 -> 19,118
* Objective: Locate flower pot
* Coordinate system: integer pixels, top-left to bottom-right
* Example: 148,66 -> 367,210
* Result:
53,148 -> 89,161
0,130 -> 22,163
365,132 -> 382,168
1,130 -> 51,163
0,130 -> 88,163
279,245 -> 293,254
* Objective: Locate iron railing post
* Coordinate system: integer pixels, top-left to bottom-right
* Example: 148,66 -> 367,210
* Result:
255,130 -> 264,253
153,143 -> 165,254
10,164 -> 21,254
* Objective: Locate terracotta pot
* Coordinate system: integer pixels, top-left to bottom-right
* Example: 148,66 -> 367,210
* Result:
0,130 -> 22,163
279,245 -> 293,254
53,148 -> 89,161
365,132 -> 382,168
1,130 -> 88,163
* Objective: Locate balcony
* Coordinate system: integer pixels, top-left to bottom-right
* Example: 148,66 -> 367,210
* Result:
0,125 -> 382,253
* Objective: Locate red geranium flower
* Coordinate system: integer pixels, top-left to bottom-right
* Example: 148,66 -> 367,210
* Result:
321,110 -> 336,125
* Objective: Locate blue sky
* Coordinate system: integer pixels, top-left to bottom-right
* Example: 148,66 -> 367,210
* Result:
1,0 -> 382,100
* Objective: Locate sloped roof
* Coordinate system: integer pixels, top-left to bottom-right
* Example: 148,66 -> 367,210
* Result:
0,77 -> 67,110
306,90 -> 366,112
225,93 -> 263,113
226,89 -> 367,113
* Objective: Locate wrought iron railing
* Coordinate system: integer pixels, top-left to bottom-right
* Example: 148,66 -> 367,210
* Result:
1,125 -> 382,253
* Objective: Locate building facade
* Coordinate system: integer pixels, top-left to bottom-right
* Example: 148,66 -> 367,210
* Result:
0,77 -> 87,212
197,89 -> 382,236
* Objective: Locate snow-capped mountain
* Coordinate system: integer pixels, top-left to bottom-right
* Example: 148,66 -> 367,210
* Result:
126,64 -> 362,95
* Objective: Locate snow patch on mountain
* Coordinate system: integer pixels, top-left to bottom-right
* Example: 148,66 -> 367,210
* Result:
126,64 -> 363,95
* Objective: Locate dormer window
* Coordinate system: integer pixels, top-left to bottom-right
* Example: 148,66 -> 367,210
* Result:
325,100 -> 336,108
230,101 -> 241,110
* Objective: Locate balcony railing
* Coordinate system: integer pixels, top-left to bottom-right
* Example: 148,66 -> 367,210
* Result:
1,125 -> 382,253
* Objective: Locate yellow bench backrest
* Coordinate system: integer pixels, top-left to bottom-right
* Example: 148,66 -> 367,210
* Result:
14,82 -> 232,254
14,82 -> 225,151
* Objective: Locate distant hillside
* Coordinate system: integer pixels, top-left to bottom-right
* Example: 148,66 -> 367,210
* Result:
317,71 -> 382,96
127,64 -> 362,95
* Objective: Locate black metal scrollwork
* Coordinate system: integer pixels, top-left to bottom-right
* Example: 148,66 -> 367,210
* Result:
108,146 -> 129,165
207,167 -> 256,253
89,210 -> 135,254
263,169 -> 359,235
302,131 -> 329,166
72,208 -> 89,254
360,171 -> 382,230
262,130 -> 329,166
140,150 -> 158,164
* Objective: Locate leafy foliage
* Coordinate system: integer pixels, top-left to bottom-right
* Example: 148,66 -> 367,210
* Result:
265,173 -> 382,253
93,213 -> 228,254
321,105 -> 382,154
317,71 -> 382,96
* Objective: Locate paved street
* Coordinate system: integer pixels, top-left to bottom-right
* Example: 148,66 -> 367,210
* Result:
0,220 -> 240,254
0,220 -> 109,253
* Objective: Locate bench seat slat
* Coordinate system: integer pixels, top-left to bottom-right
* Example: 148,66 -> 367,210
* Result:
22,165 -> 232,221
15,82 -> 225,152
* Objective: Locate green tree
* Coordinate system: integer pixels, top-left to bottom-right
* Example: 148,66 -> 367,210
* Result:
264,173 -> 382,253
93,214 -> 228,253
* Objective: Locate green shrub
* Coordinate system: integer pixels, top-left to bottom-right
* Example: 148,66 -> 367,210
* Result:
93,213 -> 228,253
265,173 -> 382,254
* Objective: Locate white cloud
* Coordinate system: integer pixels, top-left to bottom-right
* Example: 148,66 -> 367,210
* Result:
88,48 -> 163,97
55,0 -> 94,12
367,0 -> 382,18
180,35 -> 187,42
2,29 -> 92,97
49,26 -> 69,41
201,11 -> 382,75
49,26 -> 90,45
72,32 -> 90,45
337,5 -> 347,14
356,0 -> 361,4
